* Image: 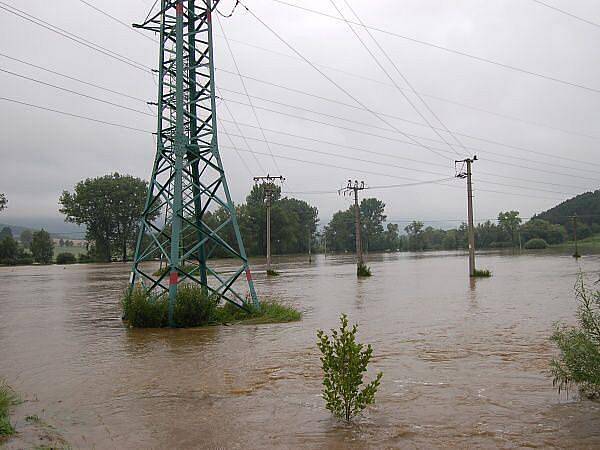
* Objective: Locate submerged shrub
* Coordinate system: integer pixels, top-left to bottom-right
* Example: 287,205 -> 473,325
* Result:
56,252 -> 77,264
0,380 -> 18,436
472,268 -> 492,278
357,262 -> 372,277
524,238 -> 548,250
173,284 -> 218,327
123,286 -> 301,328
551,275 -> 600,398
317,314 -> 383,421
266,269 -> 280,276
122,287 -> 168,328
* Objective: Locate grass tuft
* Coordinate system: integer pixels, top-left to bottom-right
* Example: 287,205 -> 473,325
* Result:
0,380 -> 18,437
357,263 -> 372,277
266,269 -> 280,276
122,286 -> 301,328
472,268 -> 492,278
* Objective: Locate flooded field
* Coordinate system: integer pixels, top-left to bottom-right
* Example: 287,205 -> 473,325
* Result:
1,251 -> 599,448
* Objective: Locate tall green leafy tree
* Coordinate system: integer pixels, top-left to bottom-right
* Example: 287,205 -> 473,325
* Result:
19,229 -> 33,249
498,211 -> 522,247
31,229 -> 54,264
59,173 -> 153,262
0,227 -> 12,241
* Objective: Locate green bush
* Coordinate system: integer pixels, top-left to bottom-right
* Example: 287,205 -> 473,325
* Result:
317,314 -> 383,421
266,269 -> 280,276
357,262 -> 372,277
0,380 -> 18,436
78,253 -> 92,263
524,238 -> 548,250
472,268 -> 492,278
173,285 -> 218,327
56,252 -> 77,264
123,286 -> 302,328
551,275 -> 600,398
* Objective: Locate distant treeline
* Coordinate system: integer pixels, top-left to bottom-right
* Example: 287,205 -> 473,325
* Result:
2,175 -> 598,265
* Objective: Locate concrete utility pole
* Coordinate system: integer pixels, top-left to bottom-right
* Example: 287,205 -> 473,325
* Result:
254,175 -> 285,272
456,156 -> 477,277
571,214 -> 581,258
340,180 -> 366,267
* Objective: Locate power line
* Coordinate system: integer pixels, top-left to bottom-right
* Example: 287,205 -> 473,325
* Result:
214,34 -> 600,142
221,131 -> 582,197
330,0 -> 464,155
219,96 -> 600,180
76,0 -> 157,42
0,2 -> 151,73
531,0 -> 600,29
268,0 -> 600,94
0,67 -> 154,117
217,118 -> 254,177
0,52 -> 148,104
229,145 -> 567,201
216,14 -> 281,173
216,74 -> 600,170
0,97 -> 151,133
216,90 -> 267,173
238,1 -> 450,161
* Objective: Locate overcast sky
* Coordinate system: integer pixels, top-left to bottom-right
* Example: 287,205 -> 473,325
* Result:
1,0 -> 599,233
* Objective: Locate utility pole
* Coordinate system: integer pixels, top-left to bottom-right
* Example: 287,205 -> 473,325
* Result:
254,175 -> 285,272
571,214 -> 581,258
340,180 -> 366,267
456,156 -> 477,277
308,230 -> 312,263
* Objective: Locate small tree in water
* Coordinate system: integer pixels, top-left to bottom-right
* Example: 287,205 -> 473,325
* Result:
317,314 -> 383,421
551,274 -> 600,398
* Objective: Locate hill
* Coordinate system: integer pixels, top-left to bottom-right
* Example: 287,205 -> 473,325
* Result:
534,190 -> 600,228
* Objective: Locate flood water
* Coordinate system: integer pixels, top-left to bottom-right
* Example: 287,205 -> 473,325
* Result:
1,251 -> 599,449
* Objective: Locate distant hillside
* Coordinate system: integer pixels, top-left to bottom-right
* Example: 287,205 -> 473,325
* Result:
535,190 -> 600,227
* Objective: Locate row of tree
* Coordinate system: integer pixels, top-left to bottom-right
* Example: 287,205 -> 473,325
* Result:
0,227 -> 54,265
54,173 -> 588,263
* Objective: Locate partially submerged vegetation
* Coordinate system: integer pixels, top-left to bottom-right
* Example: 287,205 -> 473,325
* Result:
122,285 -> 301,328
153,263 -> 198,278
317,314 -> 383,421
0,380 -> 18,437
357,262 -> 372,277
524,238 -> 548,250
472,268 -> 492,278
266,269 -> 280,276
551,275 -> 600,399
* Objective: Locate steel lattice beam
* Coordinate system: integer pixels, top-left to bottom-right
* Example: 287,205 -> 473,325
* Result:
130,0 -> 259,326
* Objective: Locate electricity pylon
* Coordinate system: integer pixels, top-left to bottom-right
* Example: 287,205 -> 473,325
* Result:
130,0 -> 259,326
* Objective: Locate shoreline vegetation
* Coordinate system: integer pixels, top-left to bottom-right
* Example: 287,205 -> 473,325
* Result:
0,381 -> 69,448
122,285 -> 301,328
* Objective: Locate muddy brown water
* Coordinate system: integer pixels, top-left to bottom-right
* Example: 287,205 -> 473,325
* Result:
1,251 -> 600,449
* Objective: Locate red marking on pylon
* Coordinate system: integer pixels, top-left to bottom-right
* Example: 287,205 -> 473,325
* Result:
170,271 -> 179,285
245,269 -> 252,281
206,10 -> 211,22
176,2 -> 184,15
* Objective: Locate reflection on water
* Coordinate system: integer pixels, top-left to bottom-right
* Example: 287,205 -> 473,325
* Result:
1,251 -> 599,448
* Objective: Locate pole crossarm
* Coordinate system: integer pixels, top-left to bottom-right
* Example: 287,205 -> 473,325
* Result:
130,0 -> 259,325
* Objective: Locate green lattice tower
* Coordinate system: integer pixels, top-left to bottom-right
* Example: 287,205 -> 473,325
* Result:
130,0 -> 259,326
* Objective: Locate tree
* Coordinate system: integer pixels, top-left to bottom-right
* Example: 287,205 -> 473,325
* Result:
0,227 -> 12,241
404,221 -> 424,251
498,211 -> 522,247
0,193 -> 6,212
551,275 -> 600,398
0,235 -> 18,264
59,173 -> 153,262
20,229 -> 33,249
317,314 -> 383,421
31,229 -> 54,264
